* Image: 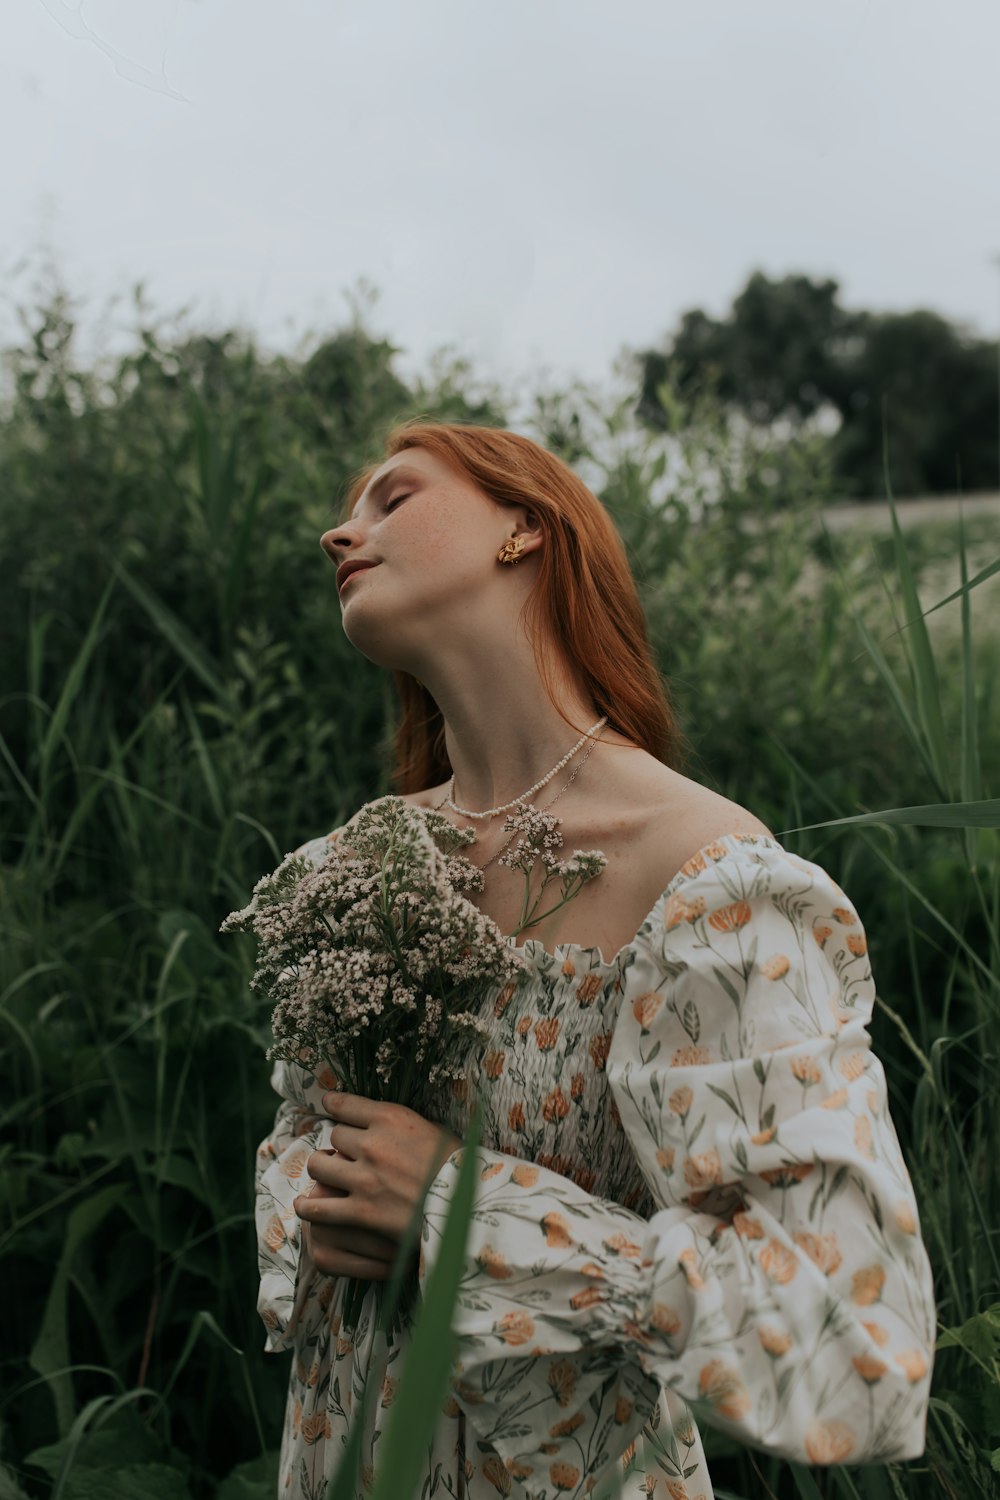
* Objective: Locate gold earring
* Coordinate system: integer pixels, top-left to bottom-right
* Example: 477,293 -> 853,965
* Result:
497,536 -> 526,565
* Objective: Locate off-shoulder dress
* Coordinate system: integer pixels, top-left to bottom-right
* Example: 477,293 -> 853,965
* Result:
253,827 -> 935,1500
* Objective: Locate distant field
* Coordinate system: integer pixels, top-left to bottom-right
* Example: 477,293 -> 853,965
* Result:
820,490 -> 1000,532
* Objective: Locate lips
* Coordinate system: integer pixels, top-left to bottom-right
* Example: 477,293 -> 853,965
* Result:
337,560 -> 379,593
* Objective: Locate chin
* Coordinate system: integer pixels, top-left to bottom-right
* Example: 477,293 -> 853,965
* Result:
341,611 -> 412,672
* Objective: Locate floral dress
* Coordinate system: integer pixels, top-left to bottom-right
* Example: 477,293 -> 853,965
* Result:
253,828 -> 935,1500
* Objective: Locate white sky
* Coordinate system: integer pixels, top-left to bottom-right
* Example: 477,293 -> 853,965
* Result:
2,0 -> 999,400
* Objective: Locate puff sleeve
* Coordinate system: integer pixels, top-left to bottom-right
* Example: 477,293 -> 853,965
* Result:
417,836 -> 935,1483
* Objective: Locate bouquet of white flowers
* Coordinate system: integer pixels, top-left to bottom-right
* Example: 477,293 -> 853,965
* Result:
222,794 -> 606,1331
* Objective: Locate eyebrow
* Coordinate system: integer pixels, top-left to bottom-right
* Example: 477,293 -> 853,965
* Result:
350,465 -> 421,521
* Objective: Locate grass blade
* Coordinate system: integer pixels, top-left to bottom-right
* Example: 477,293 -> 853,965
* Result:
778,799 -> 1000,834
363,1106 -> 483,1500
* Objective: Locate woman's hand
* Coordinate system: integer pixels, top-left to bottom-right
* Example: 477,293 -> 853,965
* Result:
294,1091 -> 464,1281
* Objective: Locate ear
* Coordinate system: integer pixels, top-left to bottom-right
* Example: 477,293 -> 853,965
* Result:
506,506 -> 544,558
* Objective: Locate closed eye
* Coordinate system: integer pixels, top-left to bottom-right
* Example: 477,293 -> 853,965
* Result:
385,493 -> 410,511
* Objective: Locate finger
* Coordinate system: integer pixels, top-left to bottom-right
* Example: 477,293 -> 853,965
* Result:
295,1185 -> 358,1226
309,1243 -> 393,1281
305,1148 -> 349,1187
315,1223 -> 400,1263
323,1091 -> 375,1127
327,1123 -> 364,1160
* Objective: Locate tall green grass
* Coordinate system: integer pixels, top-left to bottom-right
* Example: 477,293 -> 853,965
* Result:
1,294 -> 998,1497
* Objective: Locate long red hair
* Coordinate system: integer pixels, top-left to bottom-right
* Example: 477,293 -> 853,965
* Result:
339,418 -> 689,793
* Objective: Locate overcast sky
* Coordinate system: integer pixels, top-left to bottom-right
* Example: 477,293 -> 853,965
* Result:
2,0 -> 999,402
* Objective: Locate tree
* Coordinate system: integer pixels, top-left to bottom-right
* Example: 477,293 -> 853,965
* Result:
630,270 -> 999,497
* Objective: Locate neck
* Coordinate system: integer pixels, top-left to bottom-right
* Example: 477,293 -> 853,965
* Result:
407,637 -> 603,813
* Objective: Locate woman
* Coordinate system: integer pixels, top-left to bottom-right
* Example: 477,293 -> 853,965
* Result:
254,419 -> 935,1500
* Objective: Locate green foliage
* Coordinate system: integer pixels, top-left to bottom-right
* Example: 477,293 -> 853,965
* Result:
1,282 -> 998,1498
631,267 -> 1000,498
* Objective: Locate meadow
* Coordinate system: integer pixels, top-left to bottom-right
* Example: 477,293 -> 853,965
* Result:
1,290 -> 998,1499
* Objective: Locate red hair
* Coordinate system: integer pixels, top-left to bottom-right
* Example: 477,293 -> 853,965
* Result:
339,417 -> 689,793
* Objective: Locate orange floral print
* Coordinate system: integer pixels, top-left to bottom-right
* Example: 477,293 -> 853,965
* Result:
821,1089 -> 849,1110
493,980 -> 519,1016
570,1072 -> 585,1100
603,1233 -> 643,1259
550,1462 -> 581,1491
508,1101 -> 525,1131
655,1145 -> 676,1172
894,1200 -> 917,1234
542,1211 -> 572,1248
804,1420 -> 855,1464
837,1051 -> 867,1081
481,1453 -> 512,1494
790,1055 -> 822,1086
760,954 -> 791,980
588,1031 -> 612,1070
831,906 -> 857,925
793,1230 -> 843,1276
758,1326 -> 792,1358
759,1239 -> 798,1284
853,1355 -> 887,1384
855,1116 -> 874,1159
301,1412 -> 332,1445
851,1265 -> 886,1306
733,1211 -> 765,1239
813,923 -> 833,945
664,892 -> 705,929
760,1163 -> 814,1188
511,1163 -> 539,1187
650,1302 -> 681,1336
895,1349 -> 928,1383
547,1359 -> 577,1407
550,1412 -> 586,1437
534,1016 -> 560,1051
709,900 -> 752,932
846,932 -> 867,956
614,1395 -> 633,1423
684,1149 -> 724,1190
516,1015 -> 533,1039
671,1045 -> 711,1067
669,1085 -> 694,1116
575,974 -> 603,1005
543,1086 -> 571,1122
569,1284 -> 606,1310
263,1214 -> 286,1251
478,1244 -> 513,1280
560,958 -> 576,979
679,1247 -> 706,1289
698,1360 -> 751,1421
496,1311 -> 535,1346
632,992 -> 664,1029
863,1320 -> 890,1346
483,1050 -> 506,1079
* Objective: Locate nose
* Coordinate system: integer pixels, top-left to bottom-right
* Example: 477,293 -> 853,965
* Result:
319,521 -> 361,562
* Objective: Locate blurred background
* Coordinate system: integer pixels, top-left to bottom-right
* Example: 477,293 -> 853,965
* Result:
1,3 -> 998,1498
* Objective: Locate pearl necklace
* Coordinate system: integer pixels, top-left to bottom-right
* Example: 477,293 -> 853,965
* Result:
434,717 -> 606,871
444,715 -> 608,820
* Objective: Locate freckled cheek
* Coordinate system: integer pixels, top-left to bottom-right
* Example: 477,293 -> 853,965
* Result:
398,515 -> 486,575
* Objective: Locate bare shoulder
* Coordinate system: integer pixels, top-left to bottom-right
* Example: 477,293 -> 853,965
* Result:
398,785 -> 448,811
650,766 -> 774,845
595,757 -> 775,896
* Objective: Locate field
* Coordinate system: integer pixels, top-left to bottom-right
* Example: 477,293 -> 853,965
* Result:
1,299 -> 998,1499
